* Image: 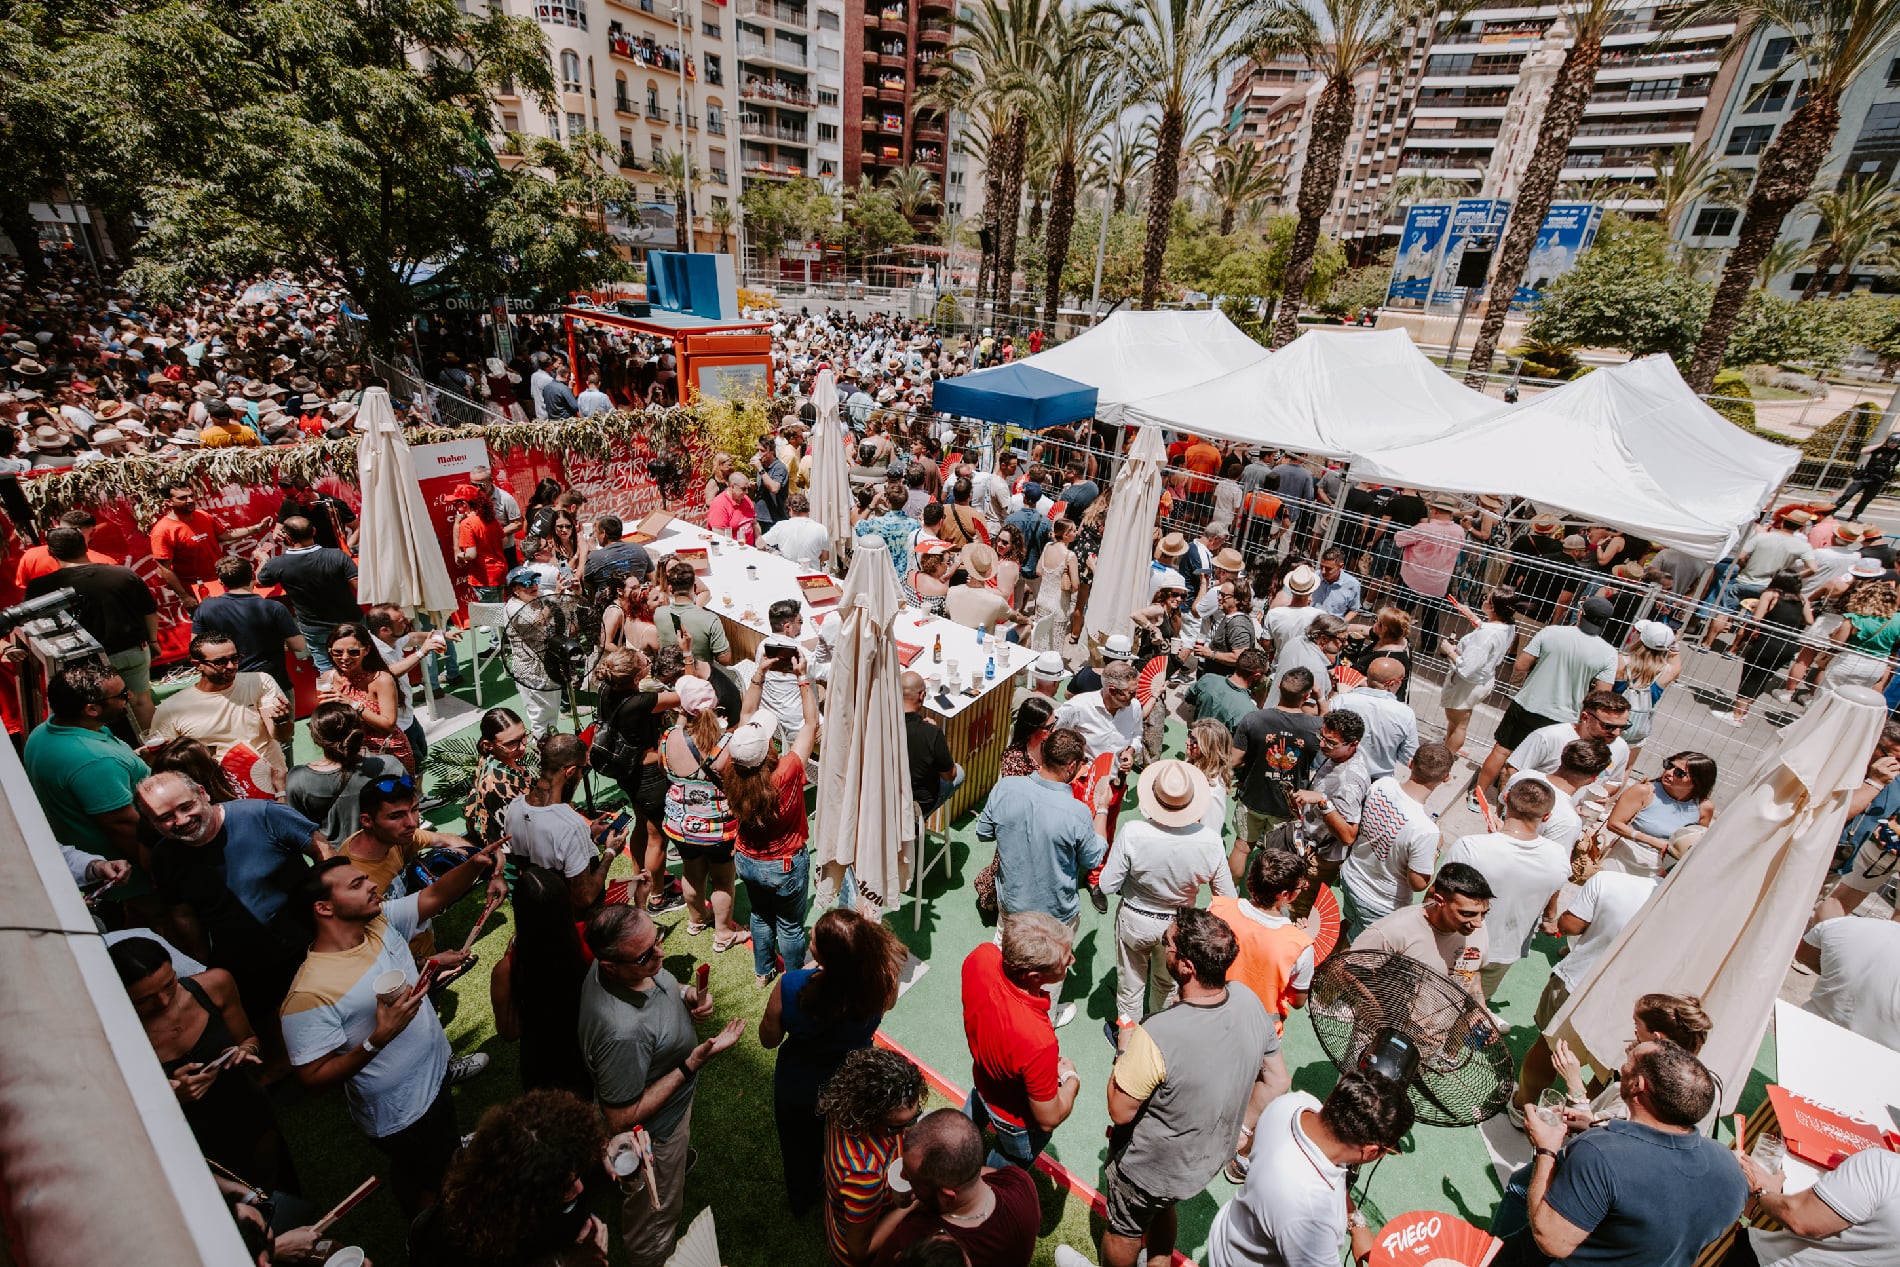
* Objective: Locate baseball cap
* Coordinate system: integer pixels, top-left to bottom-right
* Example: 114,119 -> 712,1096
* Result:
1578,596 -> 1616,637
505,566 -> 541,589
726,718 -> 776,768
1633,620 -> 1675,651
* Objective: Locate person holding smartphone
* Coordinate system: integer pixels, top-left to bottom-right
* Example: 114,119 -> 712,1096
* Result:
280,832 -> 507,1214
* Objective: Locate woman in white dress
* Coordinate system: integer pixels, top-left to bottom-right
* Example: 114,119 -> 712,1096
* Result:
1186,718 -> 1237,841
1030,519 -> 1078,652
1437,587 -> 1521,756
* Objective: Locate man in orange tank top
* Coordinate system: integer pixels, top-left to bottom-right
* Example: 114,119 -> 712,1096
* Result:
1208,847 -> 1314,1184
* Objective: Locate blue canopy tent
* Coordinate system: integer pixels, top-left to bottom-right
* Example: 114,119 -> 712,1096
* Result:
931,363 -> 1098,430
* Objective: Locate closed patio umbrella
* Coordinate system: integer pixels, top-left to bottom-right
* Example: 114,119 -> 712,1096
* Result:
1544,685 -> 1885,1113
807,368 -> 854,571
1081,423 -> 1167,650
811,535 -> 914,915
354,386 -> 457,621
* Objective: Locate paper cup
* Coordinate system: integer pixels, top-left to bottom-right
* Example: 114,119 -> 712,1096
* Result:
374,969 -> 407,1006
885,1154 -> 910,1194
325,1248 -> 365,1267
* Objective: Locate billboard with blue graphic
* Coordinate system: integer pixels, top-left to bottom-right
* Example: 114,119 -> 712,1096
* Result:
1512,202 -> 1603,310
1428,198 -> 1513,309
1387,203 -> 1452,305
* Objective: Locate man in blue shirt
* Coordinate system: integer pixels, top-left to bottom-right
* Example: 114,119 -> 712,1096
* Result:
974,727 -> 1110,1027
1313,548 -> 1363,620
1511,1038 -> 1745,1267
1004,487 -> 1052,579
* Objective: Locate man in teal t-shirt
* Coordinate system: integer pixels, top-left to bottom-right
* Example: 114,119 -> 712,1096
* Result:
23,663 -> 150,896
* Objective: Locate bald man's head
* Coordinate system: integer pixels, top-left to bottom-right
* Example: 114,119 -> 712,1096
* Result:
1366,656 -> 1407,690
902,671 -> 926,710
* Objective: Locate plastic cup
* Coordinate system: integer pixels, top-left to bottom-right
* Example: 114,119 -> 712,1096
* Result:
945,659 -> 959,683
609,1139 -> 639,1177
969,668 -> 982,693
374,969 -> 407,1006
1753,1134 -> 1786,1173
325,1248 -> 365,1267
885,1154 -> 910,1194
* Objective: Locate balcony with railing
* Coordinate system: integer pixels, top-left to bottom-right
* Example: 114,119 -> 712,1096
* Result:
741,115 -> 809,143
743,158 -> 805,178
1598,44 -> 1725,70
737,39 -> 809,68
913,120 -> 945,141
918,19 -> 950,40
873,74 -> 908,99
863,113 -> 904,134
707,116 -> 727,135
737,0 -> 807,28
709,168 -> 729,184
912,144 -> 942,165
1404,124 -> 1501,145
618,145 -> 653,171
609,26 -> 689,74
645,103 -> 670,123
1570,117 -> 1698,139
740,77 -> 815,106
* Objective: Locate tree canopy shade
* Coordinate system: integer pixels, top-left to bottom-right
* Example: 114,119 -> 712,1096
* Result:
1527,216 -> 1711,363
61,0 -> 633,347
932,364 -> 1098,430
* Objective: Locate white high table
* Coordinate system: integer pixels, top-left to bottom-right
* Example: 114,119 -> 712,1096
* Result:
643,521 -> 1035,822
1767,998 -> 1900,1194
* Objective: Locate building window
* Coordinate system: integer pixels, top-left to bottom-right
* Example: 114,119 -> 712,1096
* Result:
1889,55 -> 1900,88
1745,78 -> 1793,112
818,6 -> 839,27
567,111 -> 588,138
818,87 -> 839,107
1726,124 -> 1774,155
818,46 -> 838,69
703,20 -> 720,36
503,112 -> 521,132
1757,35 -> 1792,71
817,122 -> 838,142
1859,102 -> 1900,144
704,53 -> 723,86
536,0 -> 586,28
1691,207 -> 1738,236
615,74 -> 630,112
560,50 -> 582,92
1625,78 -> 1679,101
948,169 -> 962,185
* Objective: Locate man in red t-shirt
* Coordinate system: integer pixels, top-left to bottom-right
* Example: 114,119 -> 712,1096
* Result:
959,912 -> 1080,1169
16,509 -> 116,587
869,1110 -> 1040,1267
150,482 -> 261,613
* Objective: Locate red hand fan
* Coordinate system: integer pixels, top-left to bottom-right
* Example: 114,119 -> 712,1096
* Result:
1368,1211 -> 1501,1267
1304,883 -> 1343,963
219,742 -> 277,800
1331,663 -> 1366,690
1135,655 -> 1168,706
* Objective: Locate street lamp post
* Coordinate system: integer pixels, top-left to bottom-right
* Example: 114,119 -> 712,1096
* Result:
673,1 -> 696,248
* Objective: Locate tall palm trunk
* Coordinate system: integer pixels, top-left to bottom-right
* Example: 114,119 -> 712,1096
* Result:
1138,106 -> 1184,309
975,129 -> 1005,313
994,112 -> 1029,313
1270,79 -> 1354,347
1828,256 -> 1859,298
1687,97 -> 1842,392
1463,39 -> 1601,386
1112,182 -> 1127,215
1219,204 -> 1236,236
675,192 -> 689,251
1043,155 -> 1080,327
1799,246 -> 1839,301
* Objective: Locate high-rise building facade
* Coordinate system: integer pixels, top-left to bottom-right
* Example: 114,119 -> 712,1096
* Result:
843,0 -> 953,217
1686,28 -> 1900,297
488,0 -> 735,250
1223,55 -> 1319,153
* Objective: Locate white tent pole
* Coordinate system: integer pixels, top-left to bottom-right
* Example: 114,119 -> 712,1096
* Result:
1317,470 -> 1353,557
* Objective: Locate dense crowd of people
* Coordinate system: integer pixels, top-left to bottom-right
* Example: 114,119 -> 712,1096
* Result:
6,258 -> 1900,1267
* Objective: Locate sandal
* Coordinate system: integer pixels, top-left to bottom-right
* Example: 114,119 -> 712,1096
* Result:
686,921 -> 710,937
712,931 -> 752,953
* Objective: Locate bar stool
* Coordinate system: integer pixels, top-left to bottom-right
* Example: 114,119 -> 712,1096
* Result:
911,799 -> 952,931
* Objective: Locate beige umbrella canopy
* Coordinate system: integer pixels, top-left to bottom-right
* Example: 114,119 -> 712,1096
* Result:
1081,423 -> 1167,649
1545,685 -> 1886,1113
806,368 -> 854,571
811,535 -> 915,914
353,387 -> 458,622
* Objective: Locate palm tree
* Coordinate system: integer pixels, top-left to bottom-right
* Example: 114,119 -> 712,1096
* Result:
1799,174 -> 1900,299
1380,171 -> 1476,219
1210,143 -> 1281,234
1681,0 -> 1900,390
653,148 -> 696,251
932,0 -> 1061,313
1118,0 -> 1251,309
1755,236 -> 1807,289
1033,10 -> 1119,325
1648,142 -> 1747,235
882,164 -> 942,220
1245,0 -> 1438,346
1092,121 -> 1153,214
709,200 -> 735,254
1461,0 -> 1631,385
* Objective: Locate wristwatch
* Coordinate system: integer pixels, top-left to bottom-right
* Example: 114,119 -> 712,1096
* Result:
1534,1147 -> 1559,1161
361,1037 -> 381,1056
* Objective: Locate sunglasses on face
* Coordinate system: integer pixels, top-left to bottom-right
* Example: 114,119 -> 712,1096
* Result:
195,654 -> 240,667
604,925 -> 669,967
331,646 -> 365,657
1663,764 -> 1689,778
1589,715 -> 1630,732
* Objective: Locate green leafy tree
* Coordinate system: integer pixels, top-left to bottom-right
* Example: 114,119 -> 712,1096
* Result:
882,165 -> 943,220
1723,291 -> 1851,370
741,178 -> 838,259
1322,251 -> 1396,318
653,148 -> 698,253
76,0 -> 631,348
1800,175 -> 1900,299
1209,143 -> 1281,235
709,200 -> 736,255
1677,0 -> 1900,390
845,178 -> 915,272
1649,142 -> 1747,235
1527,215 -> 1711,362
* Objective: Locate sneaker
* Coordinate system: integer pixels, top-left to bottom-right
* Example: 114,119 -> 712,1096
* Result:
1089,886 -> 1109,915
1768,688 -> 1796,705
1052,1002 -> 1077,1029
1709,708 -> 1744,727
1053,1247 -> 1096,1267
447,1053 -> 489,1085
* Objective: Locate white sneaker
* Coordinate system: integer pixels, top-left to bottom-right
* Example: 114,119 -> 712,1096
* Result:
1709,708 -> 1744,727
1052,1002 -> 1077,1028
447,1053 -> 489,1084
1053,1246 -> 1097,1267
1768,688 -> 1796,705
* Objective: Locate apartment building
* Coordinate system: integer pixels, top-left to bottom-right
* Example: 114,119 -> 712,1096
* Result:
488,0 -> 734,250
1223,55 -> 1319,153
733,0 -> 838,188
843,0 -> 954,221
1684,29 -> 1900,296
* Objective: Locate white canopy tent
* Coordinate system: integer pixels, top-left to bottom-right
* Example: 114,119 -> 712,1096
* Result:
1120,328 -> 1495,458
1354,356 -> 1798,559
1006,309 -> 1269,425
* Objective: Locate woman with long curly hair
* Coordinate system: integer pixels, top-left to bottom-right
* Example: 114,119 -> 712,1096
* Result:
816,1048 -> 928,1265
1819,575 -> 1900,698
409,1089 -> 611,1267
759,908 -> 907,1216
463,707 -> 529,849
490,866 -> 594,1098
318,622 -> 414,772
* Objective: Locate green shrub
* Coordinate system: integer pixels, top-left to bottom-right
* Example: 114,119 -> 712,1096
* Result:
1705,369 -> 1758,432
1506,341 -> 1582,382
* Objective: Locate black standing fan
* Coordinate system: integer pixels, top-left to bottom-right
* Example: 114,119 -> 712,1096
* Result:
1307,949 -> 1516,1127
505,591 -> 605,806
